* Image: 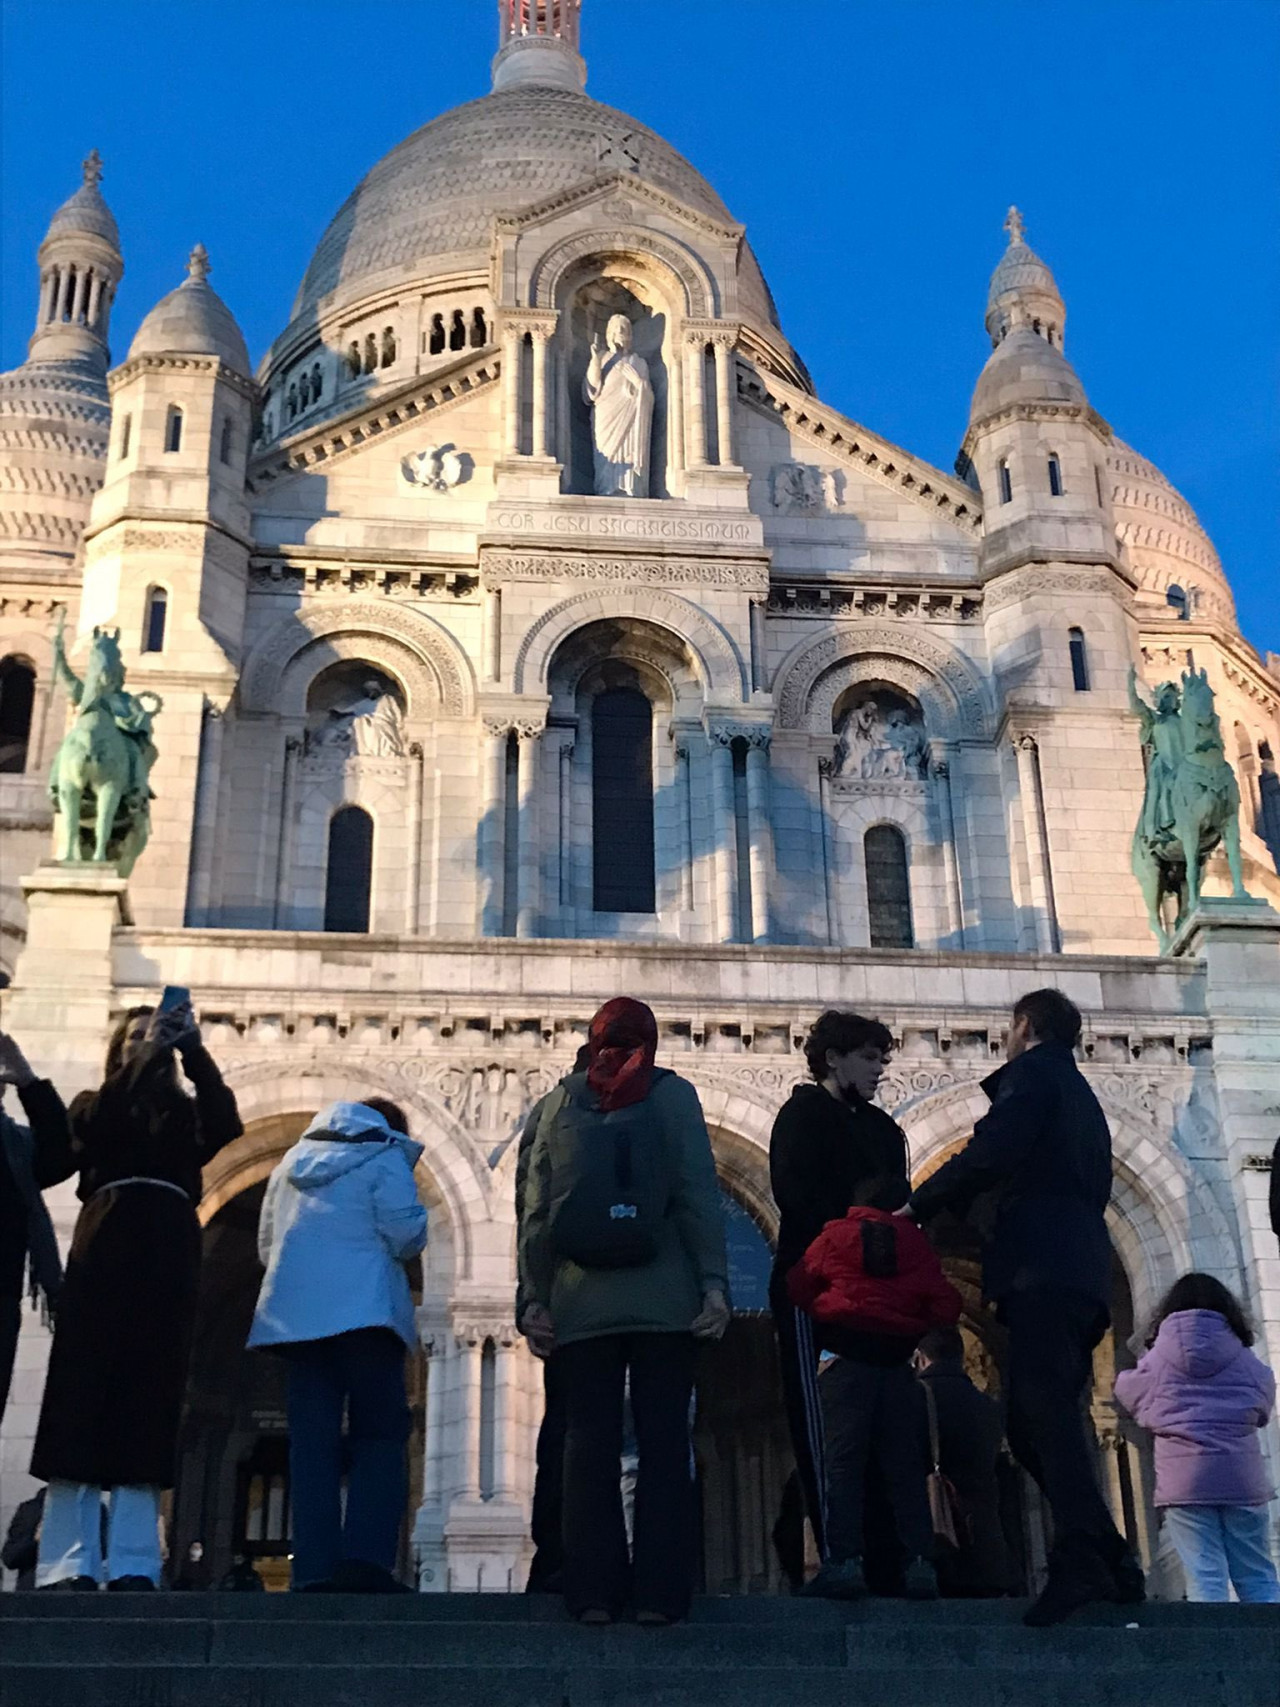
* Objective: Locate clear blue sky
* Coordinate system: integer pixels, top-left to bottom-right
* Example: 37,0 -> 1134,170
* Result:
3,1 -> 1275,653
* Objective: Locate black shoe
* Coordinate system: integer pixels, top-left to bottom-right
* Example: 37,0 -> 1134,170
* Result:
1098,1539 -> 1146,1605
37,1576 -> 98,1593
1024,1548 -> 1114,1628
577,1607 -> 613,1626
800,1558 -> 868,1600
107,1576 -> 155,1592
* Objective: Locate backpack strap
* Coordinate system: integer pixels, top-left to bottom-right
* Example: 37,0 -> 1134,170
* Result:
923,1380 -> 943,1474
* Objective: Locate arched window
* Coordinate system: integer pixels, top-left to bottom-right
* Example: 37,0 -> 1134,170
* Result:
449,309 -> 467,351
219,416 -> 233,465
1032,318 -> 1042,336
142,587 -> 168,654
865,824 -> 913,949
118,413 -> 132,460
1069,626 -> 1090,691
0,657 -> 37,773
592,687 -> 655,913
311,362 -> 322,400
998,459 -> 1013,505
470,307 -> 487,347
346,342 -> 361,378
381,327 -> 396,368
164,406 -> 184,453
428,314 -> 446,355
1048,453 -> 1063,497
324,806 -> 374,932
1166,584 -> 1189,621
363,333 -> 378,374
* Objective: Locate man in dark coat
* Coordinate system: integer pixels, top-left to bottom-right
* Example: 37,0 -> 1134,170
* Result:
914,1327 -> 1011,1598
0,1031 -> 68,1424
903,989 -> 1142,1626
1270,1135 -> 1279,1252
768,1010 -> 909,1578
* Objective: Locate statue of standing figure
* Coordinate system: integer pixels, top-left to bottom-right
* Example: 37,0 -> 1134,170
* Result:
1129,663 -> 1248,948
48,612 -> 162,875
583,313 -> 653,498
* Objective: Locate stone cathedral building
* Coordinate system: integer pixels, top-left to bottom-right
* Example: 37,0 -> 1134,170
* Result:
2,2 -> 1279,1594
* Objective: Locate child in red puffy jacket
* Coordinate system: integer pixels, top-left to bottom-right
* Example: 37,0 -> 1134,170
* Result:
788,1206 -> 962,1599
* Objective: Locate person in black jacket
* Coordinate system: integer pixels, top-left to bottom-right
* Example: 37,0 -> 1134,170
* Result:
902,988 -> 1143,1626
769,1010 -> 909,1580
914,1327 -> 1011,1597
0,1033 -> 69,1425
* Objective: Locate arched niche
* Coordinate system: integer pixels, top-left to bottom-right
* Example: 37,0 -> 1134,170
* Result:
773,625 -> 992,743
561,272 -> 671,498
516,588 -> 746,700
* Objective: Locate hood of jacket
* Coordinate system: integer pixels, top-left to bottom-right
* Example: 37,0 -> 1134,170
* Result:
288,1101 -> 423,1191
1154,1309 -> 1249,1381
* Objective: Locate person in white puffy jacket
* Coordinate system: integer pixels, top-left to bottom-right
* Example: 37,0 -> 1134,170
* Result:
249,1099 -> 427,1592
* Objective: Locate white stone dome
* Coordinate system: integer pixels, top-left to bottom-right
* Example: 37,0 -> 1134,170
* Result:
970,325 -> 1087,424
290,85 -> 780,332
0,358 -> 110,569
1106,438 -> 1236,626
129,246 -> 251,376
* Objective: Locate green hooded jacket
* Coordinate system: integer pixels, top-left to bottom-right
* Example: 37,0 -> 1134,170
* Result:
519,1070 -> 728,1347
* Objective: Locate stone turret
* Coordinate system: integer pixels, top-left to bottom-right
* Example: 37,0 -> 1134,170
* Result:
492,0 -> 586,90
0,153 -> 122,574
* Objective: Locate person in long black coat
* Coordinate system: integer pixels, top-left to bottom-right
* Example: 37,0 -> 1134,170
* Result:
904,988 -> 1142,1627
31,1001 -> 241,1590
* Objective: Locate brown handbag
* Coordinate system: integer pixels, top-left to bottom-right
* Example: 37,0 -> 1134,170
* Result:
924,1381 -> 969,1552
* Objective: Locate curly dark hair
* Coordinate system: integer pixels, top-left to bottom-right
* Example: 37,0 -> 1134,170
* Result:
802,1010 -> 894,1081
1148,1272 -> 1254,1349
360,1097 -> 409,1135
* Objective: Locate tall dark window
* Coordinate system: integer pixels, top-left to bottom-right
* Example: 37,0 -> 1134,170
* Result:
142,587 -> 168,654
998,459 -> 1012,504
324,806 -> 373,932
1069,626 -> 1090,691
1166,584 -> 1189,621
118,413 -> 132,460
164,406 -> 183,453
219,417 -> 233,465
592,688 -> 655,912
865,824 -> 913,949
1048,453 -> 1063,496
0,657 -> 36,773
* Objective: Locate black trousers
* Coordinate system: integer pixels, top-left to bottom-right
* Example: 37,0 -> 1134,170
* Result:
526,1354 -> 567,1592
822,1357 -> 933,1564
1001,1289 -> 1125,1558
770,1273 -> 829,1560
557,1332 -> 697,1620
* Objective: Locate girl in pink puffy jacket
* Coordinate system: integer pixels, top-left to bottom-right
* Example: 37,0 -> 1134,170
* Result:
1115,1274 -> 1278,1603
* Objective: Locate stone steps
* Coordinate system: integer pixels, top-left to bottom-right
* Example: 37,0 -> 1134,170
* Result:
1,1594 -> 1276,1707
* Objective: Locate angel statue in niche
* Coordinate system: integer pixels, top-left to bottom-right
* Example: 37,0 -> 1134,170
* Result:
583,313 -> 654,498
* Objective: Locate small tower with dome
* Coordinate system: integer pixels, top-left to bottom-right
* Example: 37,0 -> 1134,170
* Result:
79,244 -> 255,926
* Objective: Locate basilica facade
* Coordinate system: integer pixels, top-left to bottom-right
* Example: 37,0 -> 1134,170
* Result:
2,1 -> 1279,1594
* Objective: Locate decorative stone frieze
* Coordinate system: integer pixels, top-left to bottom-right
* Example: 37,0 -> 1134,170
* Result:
480,549 -> 769,592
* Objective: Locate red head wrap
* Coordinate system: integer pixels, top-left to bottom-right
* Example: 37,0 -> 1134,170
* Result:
586,997 -> 659,1113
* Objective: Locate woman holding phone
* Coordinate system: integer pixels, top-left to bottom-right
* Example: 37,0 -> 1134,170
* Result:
32,994 -> 242,1590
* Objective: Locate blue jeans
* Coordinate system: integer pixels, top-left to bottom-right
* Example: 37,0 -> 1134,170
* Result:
285,1328 -> 410,1589
1162,1504 -> 1280,1603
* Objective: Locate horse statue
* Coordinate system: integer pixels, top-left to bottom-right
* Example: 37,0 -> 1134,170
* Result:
48,613 -> 162,875
1129,663 -> 1247,950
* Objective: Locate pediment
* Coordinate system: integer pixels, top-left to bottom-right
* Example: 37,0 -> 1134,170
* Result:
494,170 -> 744,246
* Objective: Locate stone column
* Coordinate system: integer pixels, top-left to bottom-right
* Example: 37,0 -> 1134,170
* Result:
492,1333 -> 520,1500
516,724 -> 542,938
72,268 -> 91,325
456,1335 -> 483,1500
749,599 -> 767,696
482,589 -> 502,684
530,326 -> 551,460
421,1339 -> 446,1508
708,730 -> 737,943
674,739 -> 695,912
711,333 -> 738,466
818,757 -> 840,945
557,735 -> 575,921
684,334 -> 708,467
184,701 -> 225,927
934,756 -> 966,948
745,733 -> 773,944
1014,732 -> 1059,954
478,721 -> 509,936
407,741 -> 425,934
501,325 -> 523,457
272,736 -> 302,929
37,270 -> 57,328
87,272 -> 104,329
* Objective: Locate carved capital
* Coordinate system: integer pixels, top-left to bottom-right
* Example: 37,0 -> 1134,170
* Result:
710,329 -> 739,351
707,720 -> 771,748
453,1316 -> 518,1349
1014,732 -> 1039,755
482,717 -> 512,740
513,719 -> 545,742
